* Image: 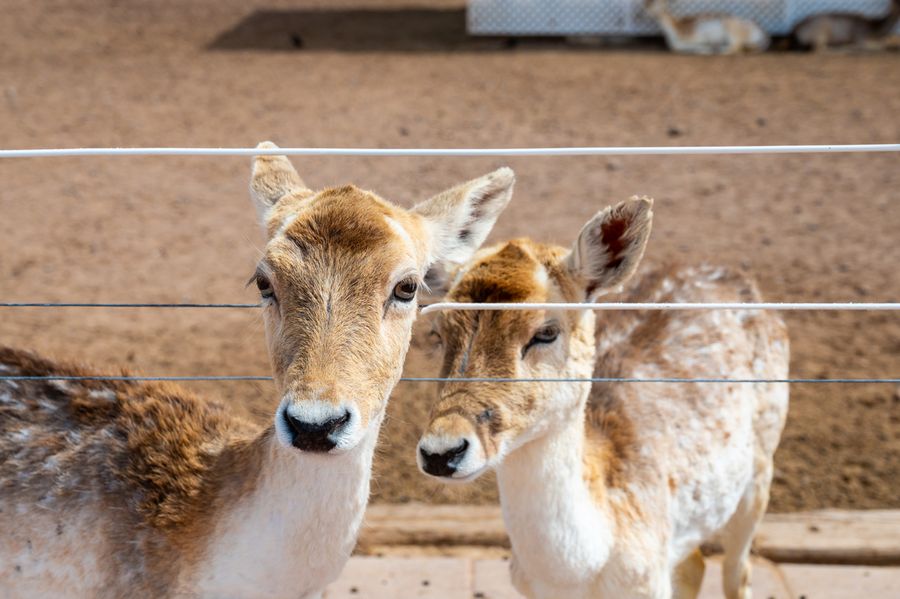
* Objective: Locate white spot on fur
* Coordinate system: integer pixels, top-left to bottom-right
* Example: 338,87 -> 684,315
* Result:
36,399 -> 57,412
10,429 -> 32,442
384,216 -> 415,258
87,389 -> 116,402
533,263 -> 549,289
276,213 -> 298,237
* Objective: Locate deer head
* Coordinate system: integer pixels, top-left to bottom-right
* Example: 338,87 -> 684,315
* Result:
417,197 -> 652,479
250,142 -> 515,455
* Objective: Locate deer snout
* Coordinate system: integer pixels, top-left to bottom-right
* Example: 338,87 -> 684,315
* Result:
275,397 -> 360,453
419,439 -> 469,477
417,419 -> 487,482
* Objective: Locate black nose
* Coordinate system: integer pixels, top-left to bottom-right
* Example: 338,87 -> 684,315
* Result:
420,439 -> 469,477
283,409 -> 352,452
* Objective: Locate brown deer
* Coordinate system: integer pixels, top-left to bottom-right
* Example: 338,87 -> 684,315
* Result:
0,143 -> 515,598
794,1 -> 900,51
417,198 -> 789,598
646,0 -> 769,55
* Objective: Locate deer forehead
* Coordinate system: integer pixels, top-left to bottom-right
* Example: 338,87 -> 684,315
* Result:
264,185 -> 428,281
443,239 -> 576,336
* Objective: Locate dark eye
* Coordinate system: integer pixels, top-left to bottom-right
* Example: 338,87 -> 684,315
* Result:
392,278 -> 418,303
256,274 -> 275,301
427,327 -> 443,346
522,324 -> 560,357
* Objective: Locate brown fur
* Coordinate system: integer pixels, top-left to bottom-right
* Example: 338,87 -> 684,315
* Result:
260,184 -> 424,422
0,346 -> 261,592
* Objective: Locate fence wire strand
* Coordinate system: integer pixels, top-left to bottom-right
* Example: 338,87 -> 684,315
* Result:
3,301 -> 900,311
1,144 -> 899,158
2,375 -> 898,384
2,141 -> 898,387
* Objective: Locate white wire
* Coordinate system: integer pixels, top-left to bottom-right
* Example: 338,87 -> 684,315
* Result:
420,302 -> 900,314
1,144 -> 899,158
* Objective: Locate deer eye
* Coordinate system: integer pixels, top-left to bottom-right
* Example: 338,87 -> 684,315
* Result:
256,274 -> 275,301
392,278 -> 418,303
522,323 -> 560,357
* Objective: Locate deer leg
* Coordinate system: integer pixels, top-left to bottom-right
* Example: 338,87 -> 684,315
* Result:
672,549 -> 705,599
720,457 -> 772,599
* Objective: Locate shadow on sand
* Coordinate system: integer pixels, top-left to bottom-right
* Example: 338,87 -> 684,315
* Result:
208,8 -> 666,52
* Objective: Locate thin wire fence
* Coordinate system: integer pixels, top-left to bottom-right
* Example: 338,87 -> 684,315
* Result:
1,143 -> 899,158
2,302 -> 899,311
2,143 -> 898,386
2,375 -> 898,384
0,302 -> 261,309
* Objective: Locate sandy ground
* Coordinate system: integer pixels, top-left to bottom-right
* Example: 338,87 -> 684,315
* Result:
0,0 -> 898,512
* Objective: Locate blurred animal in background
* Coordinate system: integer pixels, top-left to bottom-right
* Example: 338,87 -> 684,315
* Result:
793,1 -> 900,51
646,0 -> 770,55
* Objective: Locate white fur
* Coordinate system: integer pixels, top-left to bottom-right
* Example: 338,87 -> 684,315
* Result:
0,508 -> 111,598
179,424 -> 380,598
498,414 -> 615,598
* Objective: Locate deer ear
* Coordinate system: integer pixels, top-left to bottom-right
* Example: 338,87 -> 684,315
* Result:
413,167 -> 515,292
249,141 -> 308,227
565,197 -> 653,301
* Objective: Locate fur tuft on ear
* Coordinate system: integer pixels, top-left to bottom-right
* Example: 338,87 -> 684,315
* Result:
249,141 -> 307,224
566,196 -> 654,301
413,167 -> 515,291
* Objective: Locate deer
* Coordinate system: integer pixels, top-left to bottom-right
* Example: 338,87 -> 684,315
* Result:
793,1 -> 900,51
416,197 -> 789,599
646,0 -> 769,55
0,143 -> 515,598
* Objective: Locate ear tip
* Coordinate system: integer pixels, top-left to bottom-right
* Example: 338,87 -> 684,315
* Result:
625,195 -> 654,219
488,167 -> 516,189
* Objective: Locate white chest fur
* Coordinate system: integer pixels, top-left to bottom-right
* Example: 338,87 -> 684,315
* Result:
182,430 -> 378,599
497,420 -> 614,597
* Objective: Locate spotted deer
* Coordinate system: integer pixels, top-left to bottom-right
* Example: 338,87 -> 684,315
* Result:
646,0 -> 769,55
417,198 -> 789,598
0,143 -> 515,598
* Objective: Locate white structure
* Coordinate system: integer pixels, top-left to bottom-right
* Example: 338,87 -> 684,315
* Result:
468,0 -> 900,36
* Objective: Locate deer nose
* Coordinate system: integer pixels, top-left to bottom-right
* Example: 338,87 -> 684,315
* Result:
282,408 -> 351,452
419,439 -> 470,477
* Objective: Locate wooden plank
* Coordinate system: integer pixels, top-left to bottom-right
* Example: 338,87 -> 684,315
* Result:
359,504 -> 508,549
359,505 -> 900,566
780,564 -> 900,598
473,559 -> 522,599
698,557 -> 790,599
324,557 -> 471,599
754,510 -> 900,566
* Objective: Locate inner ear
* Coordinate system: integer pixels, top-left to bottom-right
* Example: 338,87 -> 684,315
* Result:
566,196 -> 653,301
413,167 -> 515,269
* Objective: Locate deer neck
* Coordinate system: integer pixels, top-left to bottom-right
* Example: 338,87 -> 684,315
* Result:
496,383 -> 615,588
184,413 -> 383,597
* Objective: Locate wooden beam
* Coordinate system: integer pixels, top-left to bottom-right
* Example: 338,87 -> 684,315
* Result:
359,505 -> 900,566
753,509 -> 900,565
359,504 -> 508,550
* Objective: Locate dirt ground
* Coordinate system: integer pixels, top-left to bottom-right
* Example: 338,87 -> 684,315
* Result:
1,0 -> 898,512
